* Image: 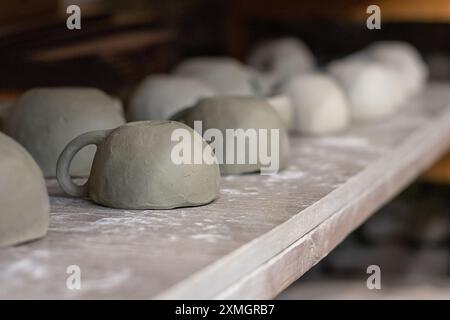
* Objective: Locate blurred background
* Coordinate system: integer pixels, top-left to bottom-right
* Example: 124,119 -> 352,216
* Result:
0,0 -> 449,299
2,0 -> 450,98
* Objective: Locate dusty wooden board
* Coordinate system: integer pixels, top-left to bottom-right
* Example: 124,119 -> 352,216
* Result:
0,83 -> 450,299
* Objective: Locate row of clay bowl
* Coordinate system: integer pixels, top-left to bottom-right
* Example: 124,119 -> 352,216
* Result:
0,38 -> 428,247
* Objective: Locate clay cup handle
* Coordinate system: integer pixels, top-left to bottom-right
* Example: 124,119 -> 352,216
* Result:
56,129 -> 111,197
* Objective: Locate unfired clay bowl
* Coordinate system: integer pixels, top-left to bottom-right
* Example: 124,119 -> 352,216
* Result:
128,74 -> 215,121
327,59 -> 406,121
365,41 -> 428,96
57,121 -> 220,209
5,87 -> 126,177
171,96 -> 289,175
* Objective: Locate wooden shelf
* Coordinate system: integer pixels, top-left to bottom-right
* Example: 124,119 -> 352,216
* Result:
28,29 -> 176,62
225,0 -> 450,57
1,83 -> 450,299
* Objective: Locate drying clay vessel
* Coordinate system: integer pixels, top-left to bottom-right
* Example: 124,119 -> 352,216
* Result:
57,121 -> 220,209
365,41 -> 428,96
0,132 -> 49,247
128,74 -> 215,121
277,73 -> 350,135
171,96 -> 289,175
5,88 -> 126,177
327,59 -> 406,121
174,57 -> 254,95
248,37 -> 316,84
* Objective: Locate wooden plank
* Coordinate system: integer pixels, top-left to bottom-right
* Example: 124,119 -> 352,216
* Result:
226,0 -> 450,23
0,83 -> 449,299
214,106 -> 450,298
423,151 -> 450,183
28,30 -> 175,62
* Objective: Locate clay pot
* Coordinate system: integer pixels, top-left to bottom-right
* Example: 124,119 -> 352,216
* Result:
327,59 -> 406,121
277,73 -> 350,135
365,41 -> 428,96
0,132 -> 49,246
248,37 -> 316,85
128,74 -> 215,121
171,96 -> 289,175
57,121 -> 220,209
4,87 -> 126,177
174,57 -> 254,96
